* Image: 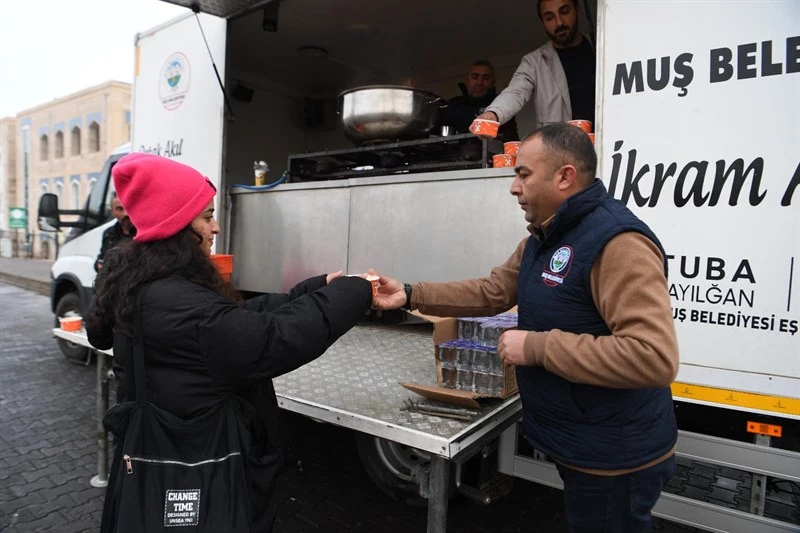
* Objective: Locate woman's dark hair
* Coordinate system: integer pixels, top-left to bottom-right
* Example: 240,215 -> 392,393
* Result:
88,225 -> 241,334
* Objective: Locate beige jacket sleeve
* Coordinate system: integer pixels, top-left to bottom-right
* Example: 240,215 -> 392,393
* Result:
523,232 -> 679,388
410,238 -> 525,317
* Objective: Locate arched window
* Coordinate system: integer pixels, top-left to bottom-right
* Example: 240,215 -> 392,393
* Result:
88,176 -> 97,196
89,122 -> 100,152
40,135 -> 49,161
55,182 -> 63,202
71,127 -> 81,155
55,131 -> 64,159
71,181 -> 80,209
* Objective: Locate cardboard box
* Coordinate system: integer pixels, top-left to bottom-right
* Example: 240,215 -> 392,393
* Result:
400,311 -> 518,409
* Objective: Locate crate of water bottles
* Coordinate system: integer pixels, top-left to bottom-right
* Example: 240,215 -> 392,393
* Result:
438,338 -> 506,395
433,313 -> 519,397
456,313 -> 518,348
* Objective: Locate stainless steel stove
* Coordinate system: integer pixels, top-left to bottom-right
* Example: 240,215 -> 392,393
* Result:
286,134 -> 504,182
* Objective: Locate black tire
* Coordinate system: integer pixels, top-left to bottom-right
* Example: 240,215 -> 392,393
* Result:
354,432 -> 453,505
54,292 -> 90,364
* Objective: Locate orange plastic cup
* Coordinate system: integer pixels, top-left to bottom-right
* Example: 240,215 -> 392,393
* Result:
469,119 -> 500,138
493,154 -> 516,168
60,316 -> 83,332
210,254 -> 234,282
365,274 -> 380,296
503,141 -> 521,155
567,120 -> 593,133
587,133 -> 595,144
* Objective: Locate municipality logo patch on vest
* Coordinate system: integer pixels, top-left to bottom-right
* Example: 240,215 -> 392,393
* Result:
542,246 -> 573,286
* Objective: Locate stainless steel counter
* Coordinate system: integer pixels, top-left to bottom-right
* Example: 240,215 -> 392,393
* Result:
273,325 -> 520,459
227,167 -> 527,294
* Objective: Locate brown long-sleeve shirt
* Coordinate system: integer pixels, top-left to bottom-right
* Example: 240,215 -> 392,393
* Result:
410,231 -> 679,390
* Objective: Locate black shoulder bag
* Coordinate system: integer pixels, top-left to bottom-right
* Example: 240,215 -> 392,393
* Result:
100,290 -> 252,532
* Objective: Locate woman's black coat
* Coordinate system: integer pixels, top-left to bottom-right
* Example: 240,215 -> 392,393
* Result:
88,274 -> 373,531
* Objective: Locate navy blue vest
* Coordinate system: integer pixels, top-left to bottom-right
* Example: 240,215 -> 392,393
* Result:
517,180 -> 677,470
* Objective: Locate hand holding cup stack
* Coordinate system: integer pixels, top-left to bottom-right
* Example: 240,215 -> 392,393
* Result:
469,118 -> 500,138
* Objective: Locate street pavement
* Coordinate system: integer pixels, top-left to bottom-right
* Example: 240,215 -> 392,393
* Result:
0,258 -> 795,532
0,258 -> 52,297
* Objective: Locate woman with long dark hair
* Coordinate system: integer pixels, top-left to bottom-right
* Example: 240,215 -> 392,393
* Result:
87,153 -> 373,532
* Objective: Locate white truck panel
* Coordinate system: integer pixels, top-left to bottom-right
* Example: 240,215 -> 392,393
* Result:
132,12 -> 226,190
598,0 -> 800,401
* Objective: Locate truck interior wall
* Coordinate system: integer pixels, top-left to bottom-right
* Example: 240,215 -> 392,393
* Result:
223,68 -> 350,186
220,0 -> 598,186
222,59 -> 526,186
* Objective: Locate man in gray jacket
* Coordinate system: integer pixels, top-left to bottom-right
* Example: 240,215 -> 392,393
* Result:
474,0 -> 595,139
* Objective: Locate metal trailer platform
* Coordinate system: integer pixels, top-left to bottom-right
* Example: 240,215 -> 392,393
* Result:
53,325 -> 522,533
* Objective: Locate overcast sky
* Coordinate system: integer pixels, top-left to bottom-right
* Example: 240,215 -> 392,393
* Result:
0,0 -> 189,118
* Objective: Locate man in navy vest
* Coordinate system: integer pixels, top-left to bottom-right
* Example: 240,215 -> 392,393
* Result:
372,123 -> 679,532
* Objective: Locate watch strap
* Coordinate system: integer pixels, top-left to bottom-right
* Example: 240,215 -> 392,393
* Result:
402,283 -> 413,310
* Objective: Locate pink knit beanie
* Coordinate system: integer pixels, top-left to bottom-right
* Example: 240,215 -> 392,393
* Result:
112,153 -> 216,243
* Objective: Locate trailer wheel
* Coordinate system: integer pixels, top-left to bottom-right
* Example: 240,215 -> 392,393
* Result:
354,433 -> 453,505
55,292 -> 90,364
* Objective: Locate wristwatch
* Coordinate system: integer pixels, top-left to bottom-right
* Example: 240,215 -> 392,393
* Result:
402,283 -> 413,310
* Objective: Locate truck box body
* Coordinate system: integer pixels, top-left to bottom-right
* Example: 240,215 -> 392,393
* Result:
597,0 -> 799,420
41,1 -> 799,530
130,0 -> 798,420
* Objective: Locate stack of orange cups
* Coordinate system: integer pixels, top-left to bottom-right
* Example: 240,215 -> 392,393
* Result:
493,154 -> 515,168
493,141 -> 522,168
503,141 -> 521,155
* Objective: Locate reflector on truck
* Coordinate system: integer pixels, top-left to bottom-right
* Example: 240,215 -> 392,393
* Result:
747,421 -> 783,438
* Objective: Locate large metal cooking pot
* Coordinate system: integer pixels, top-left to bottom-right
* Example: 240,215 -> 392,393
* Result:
338,85 -> 444,144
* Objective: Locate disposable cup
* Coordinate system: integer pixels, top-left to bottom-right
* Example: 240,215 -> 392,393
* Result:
469,119 -> 500,137
365,274 -> 380,296
60,316 -> 83,332
210,254 -> 233,282
567,119 -> 593,133
503,141 -> 521,155
492,154 -> 516,168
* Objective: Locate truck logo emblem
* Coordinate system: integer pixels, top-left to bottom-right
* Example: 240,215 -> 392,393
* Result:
541,246 -> 574,286
159,52 -> 191,111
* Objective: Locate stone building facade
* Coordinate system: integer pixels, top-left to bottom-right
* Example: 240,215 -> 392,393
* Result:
2,81 -> 131,257
0,117 -> 18,236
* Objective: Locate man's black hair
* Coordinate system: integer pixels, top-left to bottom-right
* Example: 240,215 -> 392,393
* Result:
470,60 -> 495,77
537,0 -> 579,20
531,122 -> 597,185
